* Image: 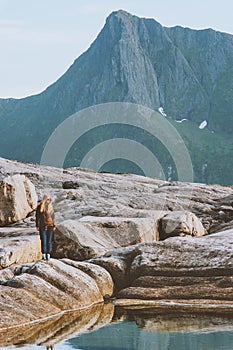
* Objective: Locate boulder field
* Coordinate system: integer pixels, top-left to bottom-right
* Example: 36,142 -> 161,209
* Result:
0,156 -> 233,335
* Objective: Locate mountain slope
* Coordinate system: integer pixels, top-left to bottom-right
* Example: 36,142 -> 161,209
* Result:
0,10 -> 232,184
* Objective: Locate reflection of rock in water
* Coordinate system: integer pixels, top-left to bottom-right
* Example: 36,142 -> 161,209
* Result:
68,315 -> 233,350
114,307 -> 233,333
70,321 -> 165,350
135,314 -> 233,333
0,303 -> 114,347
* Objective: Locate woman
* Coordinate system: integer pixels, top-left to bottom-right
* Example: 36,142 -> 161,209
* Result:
36,194 -> 56,260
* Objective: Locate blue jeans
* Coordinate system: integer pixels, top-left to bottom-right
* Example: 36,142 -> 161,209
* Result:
39,226 -> 54,254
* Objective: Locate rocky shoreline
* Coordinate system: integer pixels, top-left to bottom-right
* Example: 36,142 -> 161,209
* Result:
0,156 -> 233,342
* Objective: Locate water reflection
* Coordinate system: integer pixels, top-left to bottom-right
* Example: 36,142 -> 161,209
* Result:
0,303 -> 114,348
69,321 -> 233,350
115,307 -> 233,333
0,305 -> 233,349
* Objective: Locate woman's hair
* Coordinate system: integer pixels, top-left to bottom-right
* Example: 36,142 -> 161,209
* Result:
40,194 -> 54,216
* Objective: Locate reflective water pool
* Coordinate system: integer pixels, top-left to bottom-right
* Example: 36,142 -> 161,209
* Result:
2,321 -> 233,350
69,321 -> 233,350
1,306 -> 233,350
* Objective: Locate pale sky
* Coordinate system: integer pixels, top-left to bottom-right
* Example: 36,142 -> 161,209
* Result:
0,0 -> 233,99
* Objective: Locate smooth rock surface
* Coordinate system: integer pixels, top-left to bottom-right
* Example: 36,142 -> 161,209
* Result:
91,229 -> 233,301
54,216 -> 161,260
0,227 -> 41,268
0,258 -> 113,328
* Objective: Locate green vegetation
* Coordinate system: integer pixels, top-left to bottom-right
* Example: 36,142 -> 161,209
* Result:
171,119 -> 233,185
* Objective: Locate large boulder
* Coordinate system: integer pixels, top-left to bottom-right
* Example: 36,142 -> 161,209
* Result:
158,211 -> 206,240
0,174 -> 38,226
91,229 -> 233,303
54,215 -> 162,260
0,227 -> 41,269
54,212 -> 205,261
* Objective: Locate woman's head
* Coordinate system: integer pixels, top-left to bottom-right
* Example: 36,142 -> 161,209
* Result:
42,194 -> 51,203
40,194 -> 54,214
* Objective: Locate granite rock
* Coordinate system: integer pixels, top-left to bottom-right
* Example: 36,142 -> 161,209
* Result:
0,258 -> 113,329
0,174 -> 37,226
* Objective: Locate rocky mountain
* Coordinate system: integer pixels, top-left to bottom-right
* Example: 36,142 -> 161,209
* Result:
0,10 -> 232,184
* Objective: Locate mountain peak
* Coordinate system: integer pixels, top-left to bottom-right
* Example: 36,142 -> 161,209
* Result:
109,9 -> 160,24
108,9 -> 136,20
104,9 -> 139,32
111,9 -> 132,17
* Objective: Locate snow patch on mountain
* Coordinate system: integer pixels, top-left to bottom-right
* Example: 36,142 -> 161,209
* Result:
158,107 -> 167,117
175,119 -> 187,123
199,120 -> 207,129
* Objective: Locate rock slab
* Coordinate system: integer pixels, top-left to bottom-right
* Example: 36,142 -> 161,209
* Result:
54,215 -> 161,260
0,258 -> 114,328
0,174 -> 38,226
90,229 -> 233,302
0,228 -> 41,269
